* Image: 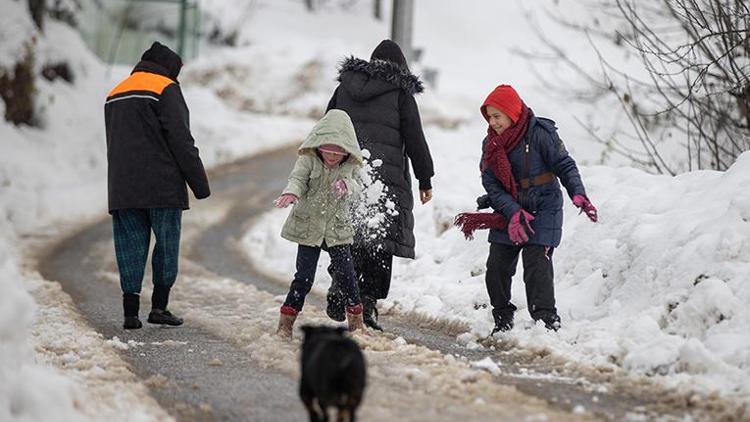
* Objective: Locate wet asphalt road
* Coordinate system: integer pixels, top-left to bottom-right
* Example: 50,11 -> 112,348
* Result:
38,146 -> 726,421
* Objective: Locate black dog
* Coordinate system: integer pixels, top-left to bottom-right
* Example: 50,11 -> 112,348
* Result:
299,325 -> 366,422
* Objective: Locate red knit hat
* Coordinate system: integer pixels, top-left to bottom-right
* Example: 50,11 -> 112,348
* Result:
480,84 -> 523,123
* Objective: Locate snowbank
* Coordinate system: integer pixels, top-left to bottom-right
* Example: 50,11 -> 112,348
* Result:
0,2 -> 99,419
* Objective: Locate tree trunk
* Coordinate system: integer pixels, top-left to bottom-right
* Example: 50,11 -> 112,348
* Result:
28,0 -> 45,31
0,47 -> 36,126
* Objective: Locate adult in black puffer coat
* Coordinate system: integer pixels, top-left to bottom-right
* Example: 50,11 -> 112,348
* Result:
325,40 -> 435,330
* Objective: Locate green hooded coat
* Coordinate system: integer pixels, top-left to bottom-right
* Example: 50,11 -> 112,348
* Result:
280,109 -> 364,247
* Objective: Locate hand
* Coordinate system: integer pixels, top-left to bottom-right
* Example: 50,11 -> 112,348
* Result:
420,189 -> 433,204
274,193 -> 298,208
508,209 -> 535,244
476,194 -> 491,210
331,179 -> 348,199
573,194 -> 598,222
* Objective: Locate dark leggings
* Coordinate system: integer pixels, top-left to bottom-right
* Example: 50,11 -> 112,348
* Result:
284,243 -> 361,312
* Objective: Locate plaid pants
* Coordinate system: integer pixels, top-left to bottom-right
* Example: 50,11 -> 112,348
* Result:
112,208 -> 182,295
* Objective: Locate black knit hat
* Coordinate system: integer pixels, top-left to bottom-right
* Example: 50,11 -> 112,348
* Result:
141,41 -> 183,80
370,39 -> 408,69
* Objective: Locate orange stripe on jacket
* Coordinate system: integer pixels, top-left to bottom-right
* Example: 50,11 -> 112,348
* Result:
107,72 -> 174,98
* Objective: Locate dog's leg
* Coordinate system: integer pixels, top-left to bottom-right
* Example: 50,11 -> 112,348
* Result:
335,407 -> 350,422
314,399 -> 327,422
300,388 -> 320,422
302,398 -> 317,422
347,396 -> 361,422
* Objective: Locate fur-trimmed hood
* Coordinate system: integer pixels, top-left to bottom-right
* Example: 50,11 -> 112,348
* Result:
337,57 -> 423,101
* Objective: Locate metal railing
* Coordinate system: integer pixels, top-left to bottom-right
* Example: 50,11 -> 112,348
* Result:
78,0 -> 200,66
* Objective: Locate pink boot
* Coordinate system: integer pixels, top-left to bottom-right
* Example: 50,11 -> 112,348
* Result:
276,306 -> 298,339
346,304 -> 367,333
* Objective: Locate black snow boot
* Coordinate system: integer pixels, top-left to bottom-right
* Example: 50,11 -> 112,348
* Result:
151,285 -> 171,311
536,313 -> 561,332
147,309 -> 183,326
491,314 -> 514,335
123,293 -> 142,330
490,304 -> 516,335
148,286 -> 182,326
362,296 -> 383,331
326,287 -> 346,322
123,317 -> 142,330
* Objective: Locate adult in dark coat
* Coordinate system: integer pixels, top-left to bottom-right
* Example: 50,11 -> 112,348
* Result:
456,84 -> 598,333
105,41 -> 210,329
326,40 -> 434,330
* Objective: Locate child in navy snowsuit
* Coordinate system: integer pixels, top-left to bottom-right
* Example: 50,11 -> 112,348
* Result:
456,85 -> 598,333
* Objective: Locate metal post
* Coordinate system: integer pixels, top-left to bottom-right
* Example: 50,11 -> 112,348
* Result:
390,0 -> 414,63
192,1 -> 200,58
374,0 -> 382,20
177,0 -> 187,57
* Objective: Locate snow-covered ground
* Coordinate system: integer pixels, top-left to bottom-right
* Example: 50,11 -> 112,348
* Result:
1,0 -> 748,419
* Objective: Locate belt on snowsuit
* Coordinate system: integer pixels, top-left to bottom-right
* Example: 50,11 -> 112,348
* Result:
518,172 -> 556,189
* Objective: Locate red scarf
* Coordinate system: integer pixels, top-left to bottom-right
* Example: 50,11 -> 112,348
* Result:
454,104 -> 530,239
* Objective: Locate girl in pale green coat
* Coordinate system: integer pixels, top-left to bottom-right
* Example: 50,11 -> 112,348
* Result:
274,109 -> 366,339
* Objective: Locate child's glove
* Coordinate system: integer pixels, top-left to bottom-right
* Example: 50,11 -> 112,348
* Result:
331,179 -> 347,199
476,194 -> 491,210
274,193 -> 298,208
508,209 -> 535,244
573,194 -> 598,222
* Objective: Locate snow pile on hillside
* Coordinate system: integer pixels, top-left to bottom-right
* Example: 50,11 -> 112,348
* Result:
0,2 -> 99,419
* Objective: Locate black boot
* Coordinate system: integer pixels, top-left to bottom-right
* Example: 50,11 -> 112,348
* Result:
148,309 -> 183,326
491,315 -> 514,335
151,285 -> 170,311
362,296 -> 383,331
326,287 -> 345,322
490,304 -> 516,335
148,286 -> 183,326
536,313 -> 561,331
123,293 -> 142,330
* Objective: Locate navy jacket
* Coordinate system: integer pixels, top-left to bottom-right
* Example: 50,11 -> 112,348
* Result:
481,115 -> 586,247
